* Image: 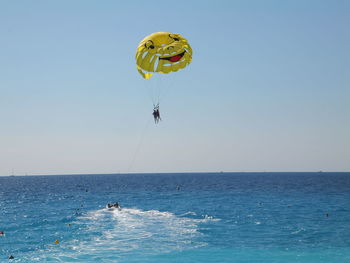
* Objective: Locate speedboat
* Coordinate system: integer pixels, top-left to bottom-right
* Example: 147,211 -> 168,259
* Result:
106,203 -> 121,211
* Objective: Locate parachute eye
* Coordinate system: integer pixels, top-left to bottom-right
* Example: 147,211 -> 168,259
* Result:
169,34 -> 180,41
145,40 -> 155,49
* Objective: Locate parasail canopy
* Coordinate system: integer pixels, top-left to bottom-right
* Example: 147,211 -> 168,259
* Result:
135,32 -> 192,79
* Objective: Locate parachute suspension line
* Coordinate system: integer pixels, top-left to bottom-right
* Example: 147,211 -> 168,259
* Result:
156,74 -> 174,106
148,75 -> 160,107
156,75 -> 162,106
144,76 -> 157,108
154,77 -> 158,106
145,75 -> 164,109
154,77 -> 160,106
127,116 -> 152,173
148,74 -> 173,111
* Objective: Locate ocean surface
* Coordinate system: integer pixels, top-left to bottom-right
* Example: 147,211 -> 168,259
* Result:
0,172 -> 349,262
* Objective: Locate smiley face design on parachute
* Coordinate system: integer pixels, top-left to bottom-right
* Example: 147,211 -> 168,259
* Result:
135,32 -> 192,79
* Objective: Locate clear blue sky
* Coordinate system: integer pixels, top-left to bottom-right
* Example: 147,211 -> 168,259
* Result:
0,0 -> 349,175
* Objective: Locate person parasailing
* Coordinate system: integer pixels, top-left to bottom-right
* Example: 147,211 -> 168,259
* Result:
152,104 -> 161,123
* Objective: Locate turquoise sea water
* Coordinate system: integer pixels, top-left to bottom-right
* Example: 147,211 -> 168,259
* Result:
0,172 -> 349,262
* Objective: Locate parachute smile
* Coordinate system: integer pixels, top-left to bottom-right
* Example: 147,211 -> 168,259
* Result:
159,51 -> 185,63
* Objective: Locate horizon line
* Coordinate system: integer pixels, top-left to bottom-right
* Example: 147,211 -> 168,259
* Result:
3,171 -> 350,177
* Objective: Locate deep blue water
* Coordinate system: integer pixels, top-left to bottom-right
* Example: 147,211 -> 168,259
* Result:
0,172 -> 349,262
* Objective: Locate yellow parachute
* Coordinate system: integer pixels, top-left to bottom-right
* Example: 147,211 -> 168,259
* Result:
135,32 -> 192,79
